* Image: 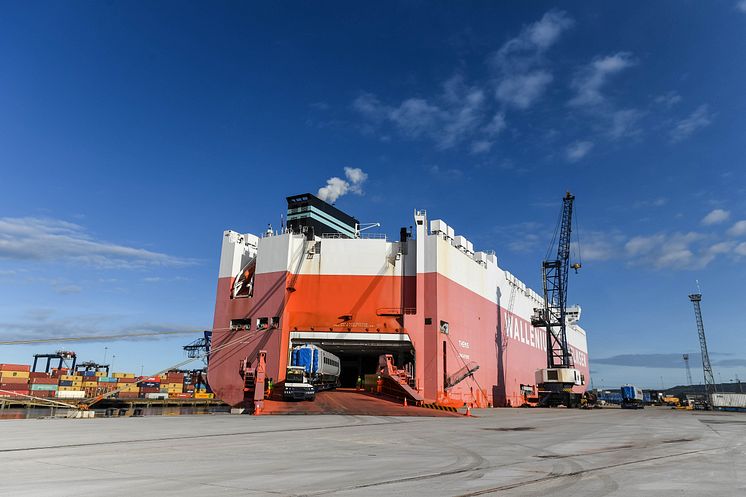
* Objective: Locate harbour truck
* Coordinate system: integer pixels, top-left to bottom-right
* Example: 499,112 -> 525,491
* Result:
282,366 -> 316,401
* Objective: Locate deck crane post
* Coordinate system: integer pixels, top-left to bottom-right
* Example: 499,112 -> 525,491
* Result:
531,192 -> 584,407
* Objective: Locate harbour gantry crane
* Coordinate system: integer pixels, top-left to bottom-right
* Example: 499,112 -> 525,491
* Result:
531,192 -> 584,407
688,290 -> 716,403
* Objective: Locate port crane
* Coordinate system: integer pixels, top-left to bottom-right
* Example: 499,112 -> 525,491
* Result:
531,192 -> 584,407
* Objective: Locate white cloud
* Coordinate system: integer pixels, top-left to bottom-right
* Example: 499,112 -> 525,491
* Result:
701,209 -> 730,225
470,140 -> 494,154
495,71 -> 553,109
53,284 -> 82,295
632,197 -> 668,209
623,232 -> 709,269
727,220 -> 746,237
737,0 -> 746,13
428,165 -> 464,180
493,10 -> 574,72
352,75 -> 492,150
735,242 -> 746,256
654,91 -> 682,108
317,167 -> 369,203
575,230 -> 625,261
670,104 -> 713,143
0,217 -> 193,268
565,141 -> 593,162
620,231 -> 740,269
471,112 -> 508,154
569,52 -> 636,107
389,98 -> 444,139
352,93 -> 386,121
609,108 -> 644,139
0,308 -> 201,341
491,10 -> 573,110
484,113 -> 507,136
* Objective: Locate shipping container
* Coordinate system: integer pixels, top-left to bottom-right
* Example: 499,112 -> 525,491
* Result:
98,377 -> 117,383
116,377 -> 136,383
113,372 -> 135,379
0,389 -> 30,397
30,390 -> 55,398
29,377 -> 58,385
711,393 -> 746,409
0,377 -> 28,384
29,384 -> 58,391
0,370 -> 30,379
29,372 -> 51,379
56,390 -> 86,399
145,393 -> 168,399
0,364 -> 31,372
82,381 -> 98,388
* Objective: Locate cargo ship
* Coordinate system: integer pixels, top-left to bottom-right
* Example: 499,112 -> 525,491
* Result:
209,193 -> 589,408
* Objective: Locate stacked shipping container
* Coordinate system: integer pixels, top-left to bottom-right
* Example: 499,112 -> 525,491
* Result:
0,364 -> 31,398
0,364 -> 213,400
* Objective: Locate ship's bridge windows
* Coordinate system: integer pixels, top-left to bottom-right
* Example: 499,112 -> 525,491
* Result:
271,316 -> 280,328
256,317 -> 269,330
425,318 -> 433,325
230,319 -> 251,331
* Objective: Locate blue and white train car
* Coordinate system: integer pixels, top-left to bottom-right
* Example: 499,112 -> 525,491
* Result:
290,344 -> 340,390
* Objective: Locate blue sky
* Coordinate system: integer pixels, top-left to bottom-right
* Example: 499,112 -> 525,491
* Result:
1,2 -> 746,389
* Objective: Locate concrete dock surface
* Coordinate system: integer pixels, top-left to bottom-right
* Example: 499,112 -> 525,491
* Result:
1,406 -> 744,496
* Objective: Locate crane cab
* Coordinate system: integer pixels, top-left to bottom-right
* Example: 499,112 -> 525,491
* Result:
536,367 -> 584,386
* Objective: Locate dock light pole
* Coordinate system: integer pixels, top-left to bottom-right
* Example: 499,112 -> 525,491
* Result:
688,291 -> 717,398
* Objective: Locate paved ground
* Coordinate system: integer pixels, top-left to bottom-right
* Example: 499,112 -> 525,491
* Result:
1,405 -> 744,496
261,389 -> 458,416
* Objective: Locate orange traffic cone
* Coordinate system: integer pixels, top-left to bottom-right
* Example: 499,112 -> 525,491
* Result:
403,397 -> 408,407
465,404 -> 472,417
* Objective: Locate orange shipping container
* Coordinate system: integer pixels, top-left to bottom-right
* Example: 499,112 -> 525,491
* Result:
0,364 -> 30,372
0,377 -> 28,384
29,378 -> 58,385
